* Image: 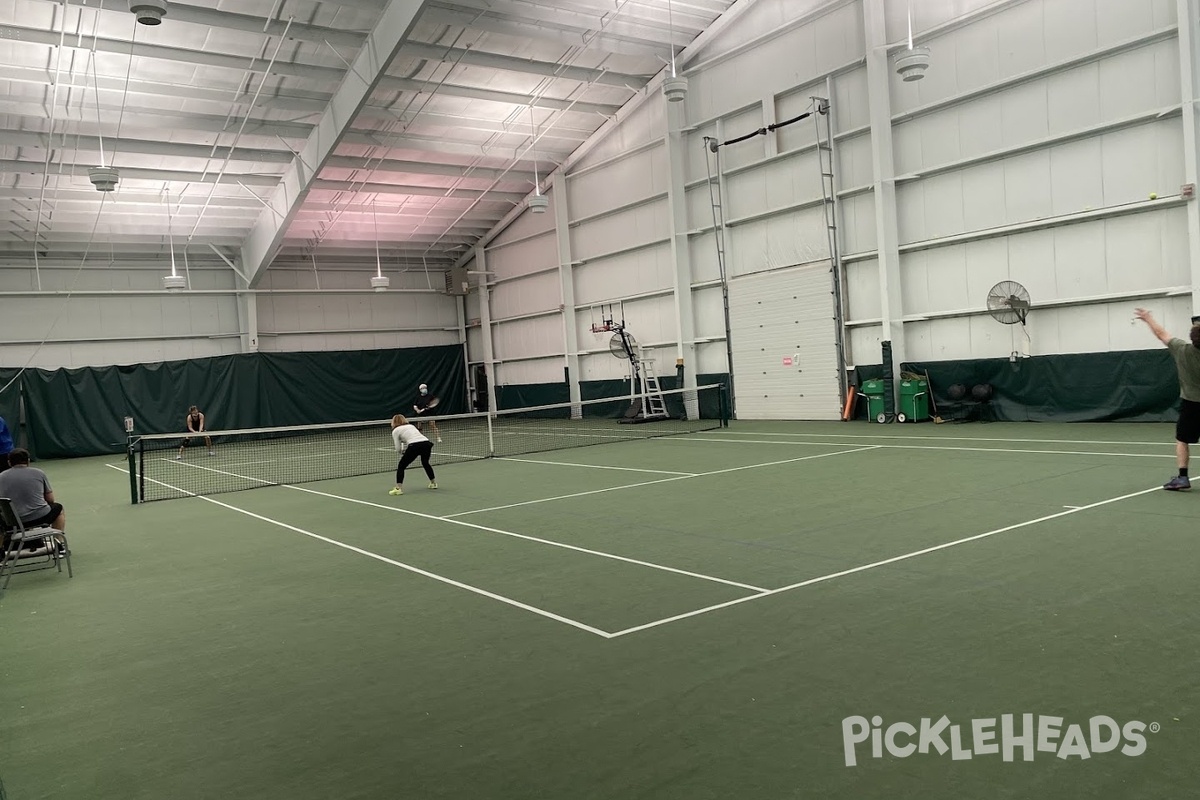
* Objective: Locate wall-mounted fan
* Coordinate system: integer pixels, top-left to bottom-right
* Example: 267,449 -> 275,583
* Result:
986,280 -> 1031,361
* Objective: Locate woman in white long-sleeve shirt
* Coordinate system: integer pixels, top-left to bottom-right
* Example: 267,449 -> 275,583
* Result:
390,414 -> 437,495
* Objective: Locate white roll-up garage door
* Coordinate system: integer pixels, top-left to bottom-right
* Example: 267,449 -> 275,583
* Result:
728,263 -> 841,420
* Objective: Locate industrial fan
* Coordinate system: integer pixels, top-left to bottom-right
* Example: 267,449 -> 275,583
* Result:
986,280 -> 1032,360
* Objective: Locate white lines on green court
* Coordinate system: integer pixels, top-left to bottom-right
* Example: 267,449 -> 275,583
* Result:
288,484 -> 769,592
105,464 -> 613,638
711,430 -> 1168,447
497,456 -> 696,476
660,437 -> 1176,460
155,460 -> 770,593
605,485 -> 1163,638
445,446 -> 881,518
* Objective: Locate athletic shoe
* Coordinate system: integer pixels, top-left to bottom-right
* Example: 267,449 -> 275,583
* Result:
389,487 -> 403,496
437,438 -> 442,443
428,481 -> 438,490
1163,475 -> 1191,491
174,455 -> 182,460
207,450 -> 214,456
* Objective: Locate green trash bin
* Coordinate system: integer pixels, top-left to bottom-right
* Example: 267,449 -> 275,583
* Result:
898,379 -> 929,423
860,379 -> 887,423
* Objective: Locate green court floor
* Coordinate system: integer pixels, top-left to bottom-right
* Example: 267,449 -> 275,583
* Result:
2,420 -> 1198,799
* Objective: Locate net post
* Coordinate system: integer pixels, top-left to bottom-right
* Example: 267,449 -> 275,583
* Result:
126,436 -> 138,504
487,411 -> 496,457
138,440 -> 146,502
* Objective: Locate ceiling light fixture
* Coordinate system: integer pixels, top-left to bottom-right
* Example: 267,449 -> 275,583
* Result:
527,105 -> 548,214
129,0 -> 167,26
662,0 -> 688,102
894,2 -> 931,82
162,189 -> 186,290
370,202 -> 390,291
86,42 -> 119,192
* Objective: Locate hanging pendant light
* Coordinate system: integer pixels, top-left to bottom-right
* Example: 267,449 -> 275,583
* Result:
894,2 -> 931,82
662,0 -> 688,102
370,202 -> 390,291
162,189 -> 186,290
527,105 -> 549,213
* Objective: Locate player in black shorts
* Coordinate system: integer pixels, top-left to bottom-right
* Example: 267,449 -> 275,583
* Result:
412,383 -> 442,443
176,405 -> 214,460
1135,309 -> 1200,490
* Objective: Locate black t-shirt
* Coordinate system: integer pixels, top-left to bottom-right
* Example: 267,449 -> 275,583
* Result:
413,394 -> 432,411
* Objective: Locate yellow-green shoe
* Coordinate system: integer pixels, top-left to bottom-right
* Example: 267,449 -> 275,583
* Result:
389,487 -> 403,496
428,481 -> 438,490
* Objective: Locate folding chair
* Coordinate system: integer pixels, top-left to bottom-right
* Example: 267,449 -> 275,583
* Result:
0,497 -> 72,592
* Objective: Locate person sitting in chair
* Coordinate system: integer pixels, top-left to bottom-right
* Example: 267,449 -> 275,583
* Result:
0,448 -> 67,555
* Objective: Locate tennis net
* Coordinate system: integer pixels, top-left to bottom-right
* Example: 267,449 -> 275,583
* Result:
128,383 -> 728,502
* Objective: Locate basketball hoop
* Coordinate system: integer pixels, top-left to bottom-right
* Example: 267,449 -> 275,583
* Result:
589,302 -> 622,335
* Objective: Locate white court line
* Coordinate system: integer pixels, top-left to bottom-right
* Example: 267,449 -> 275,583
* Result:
709,430 -> 1169,447
105,464 -> 613,638
497,457 -> 696,476
164,460 -> 769,593
656,437 -> 1176,460
446,446 -> 881,518
607,485 -> 1164,638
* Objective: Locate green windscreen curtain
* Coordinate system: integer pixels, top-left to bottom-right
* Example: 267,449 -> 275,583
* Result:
21,345 -> 466,459
904,350 -> 1180,423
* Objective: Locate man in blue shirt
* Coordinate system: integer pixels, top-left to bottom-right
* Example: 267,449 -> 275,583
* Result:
0,415 -> 13,474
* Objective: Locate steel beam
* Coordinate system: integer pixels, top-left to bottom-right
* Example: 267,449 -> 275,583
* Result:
240,0 -> 427,287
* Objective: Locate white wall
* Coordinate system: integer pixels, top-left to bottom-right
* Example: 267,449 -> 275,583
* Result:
0,256 -> 463,369
0,258 -> 242,368
255,265 -> 460,353
462,0 -> 1197,395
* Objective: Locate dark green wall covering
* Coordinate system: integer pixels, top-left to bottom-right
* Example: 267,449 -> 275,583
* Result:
13,345 -> 465,459
852,349 -> 1182,423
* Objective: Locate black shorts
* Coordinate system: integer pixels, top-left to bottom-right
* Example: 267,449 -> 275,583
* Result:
23,502 -> 63,528
1177,399 -> 1200,444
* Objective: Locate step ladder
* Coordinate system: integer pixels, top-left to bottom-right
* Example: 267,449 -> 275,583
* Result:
812,95 -> 850,403
702,134 -> 736,415
642,361 -> 668,419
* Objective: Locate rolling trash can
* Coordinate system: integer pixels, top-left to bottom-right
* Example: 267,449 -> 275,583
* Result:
897,379 -> 929,423
861,379 -> 888,423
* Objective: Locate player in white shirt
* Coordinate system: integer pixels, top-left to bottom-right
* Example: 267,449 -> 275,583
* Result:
389,414 -> 437,496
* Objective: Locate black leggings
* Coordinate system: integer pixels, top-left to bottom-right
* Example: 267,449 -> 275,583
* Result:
397,440 -> 435,483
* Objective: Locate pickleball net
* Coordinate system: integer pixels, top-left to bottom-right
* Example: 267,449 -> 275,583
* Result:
127,383 -> 729,502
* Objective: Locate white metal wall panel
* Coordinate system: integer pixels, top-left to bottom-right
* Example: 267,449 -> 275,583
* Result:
571,101 -> 666,173
845,258 -> 880,320
573,246 -> 673,304
728,263 -> 840,420
490,274 -> 562,322
571,199 -> 670,262
496,358 -> 563,386
729,207 -> 829,278
493,316 -> 564,363
567,146 -> 667,221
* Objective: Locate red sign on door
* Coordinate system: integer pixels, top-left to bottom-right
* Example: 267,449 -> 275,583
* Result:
782,356 -> 794,367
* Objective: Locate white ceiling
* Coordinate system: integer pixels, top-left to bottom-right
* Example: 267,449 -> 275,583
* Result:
0,0 -> 737,276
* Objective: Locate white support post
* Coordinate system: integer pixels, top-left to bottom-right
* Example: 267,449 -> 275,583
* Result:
864,0 -> 907,398
552,173 -> 582,417
665,95 -> 700,416
1177,0 -> 1200,317
236,271 -> 259,352
474,245 -> 499,427
762,95 -> 778,159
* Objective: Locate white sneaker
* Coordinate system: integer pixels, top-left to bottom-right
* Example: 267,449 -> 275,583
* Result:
175,454 -> 182,460
207,450 -> 214,456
